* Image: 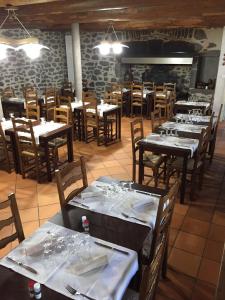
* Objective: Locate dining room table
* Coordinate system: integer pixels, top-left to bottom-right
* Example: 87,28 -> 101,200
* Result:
72,101 -> 121,146
4,119 -> 74,181
173,100 -> 211,115
138,133 -> 199,204
0,176 -> 167,300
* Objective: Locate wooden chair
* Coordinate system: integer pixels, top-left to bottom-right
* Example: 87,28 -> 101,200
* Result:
164,83 -> 176,103
83,98 -> 105,145
55,157 -> 88,208
154,92 -> 168,119
2,87 -> 15,99
166,127 -> 211,200
26,105 -> 40,120
131,84 -> 144,117
12,118 -> 48,182
82,91 -> 96,101
130,118 -> 164,186
151,108 -> 165,132
62,81 -> 73,96
48,107 -> 70,168
143,82 -> 155,91
44,88 -> 57,120
0,123 -> 11,173
24,87 -> 38,107
123,181 -> 179,300
0,193 -> 25,250
154,85 -> 165,93
208,104 -> 223,163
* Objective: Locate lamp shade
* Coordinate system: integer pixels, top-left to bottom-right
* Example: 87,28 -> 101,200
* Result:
16,44 -> 49,59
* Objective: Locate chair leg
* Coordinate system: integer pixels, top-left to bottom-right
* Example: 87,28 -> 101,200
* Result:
153,168 -> 158,187
190,172 -> 197,201
199,163 -> 205,189
162,241 -> 168,279
132,161 -> 136,182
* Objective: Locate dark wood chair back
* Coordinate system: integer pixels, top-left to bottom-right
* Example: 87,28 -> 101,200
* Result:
55,156 -> 88,208
24,87 -> 38,107
45,88 -> 57,108
140,180 -> 179,299
12,118 -> 39,177
26,105 -> 40,120
143,82 -> 155,91
82,91 -> 96,101
53,107 -> 70,124
164,82 -> 176,92
0,122 -> 11,172
130,118 -> 144,164
2,87 -> 15,99
0,193 -> 25,250
151,108 -> 165,132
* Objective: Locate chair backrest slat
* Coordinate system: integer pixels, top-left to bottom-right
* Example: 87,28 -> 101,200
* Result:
55,157 -> 88,208
0,193 -> 25,250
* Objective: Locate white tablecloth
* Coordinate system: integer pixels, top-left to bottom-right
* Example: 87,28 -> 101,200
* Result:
161,121 -> 207,134
175,100 -> 210,109
175,114 -> 216,125
0,222 -> 138,300
18,121 -> 64,144
69,179 -> 160,228
144,133 -> 199,157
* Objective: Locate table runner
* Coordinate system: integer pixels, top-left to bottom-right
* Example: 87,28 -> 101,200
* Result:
161,121 -> 207,133
69,179 -> 160,228
143,133 -> 199,157
0,222 -> 137,300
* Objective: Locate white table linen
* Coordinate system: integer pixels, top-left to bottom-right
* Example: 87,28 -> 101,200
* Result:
175,100 -> 210,109
175,114 -> 216,125
143,133 -> 199,157
69,179 -> 160,228
18,121 -> 64,144
161,121 -> 207,133
0,222 -> 138,300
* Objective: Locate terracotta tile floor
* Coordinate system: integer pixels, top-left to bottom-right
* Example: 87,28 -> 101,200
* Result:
0,117 -> 225,299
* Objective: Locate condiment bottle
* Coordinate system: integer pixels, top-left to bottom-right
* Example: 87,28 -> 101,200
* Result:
34,282 -> 42,299
82,216 -> 90,233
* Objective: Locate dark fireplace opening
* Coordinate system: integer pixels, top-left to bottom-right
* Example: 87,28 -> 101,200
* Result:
121,64 -> 192,98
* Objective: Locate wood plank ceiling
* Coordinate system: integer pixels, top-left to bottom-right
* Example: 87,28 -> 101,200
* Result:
0,0 -> 225,30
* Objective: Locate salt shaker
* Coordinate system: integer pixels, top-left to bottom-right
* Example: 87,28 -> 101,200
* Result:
82,216 -> 90,234
34,282 -> 42,299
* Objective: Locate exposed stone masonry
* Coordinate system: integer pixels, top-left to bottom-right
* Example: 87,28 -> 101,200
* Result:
0,29 -> 67,97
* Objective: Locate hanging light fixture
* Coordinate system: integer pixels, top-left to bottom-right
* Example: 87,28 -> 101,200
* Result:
93,23 -> 128,55
0,7 -> 49,60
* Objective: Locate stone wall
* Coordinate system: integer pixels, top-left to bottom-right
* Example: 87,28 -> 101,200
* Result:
0,29 -> 67,97
80,28 -> 223,98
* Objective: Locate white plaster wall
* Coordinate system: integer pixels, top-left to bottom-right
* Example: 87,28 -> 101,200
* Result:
214,27 -> 225,120
0,97 -> 3,119
65,34 -> 75,89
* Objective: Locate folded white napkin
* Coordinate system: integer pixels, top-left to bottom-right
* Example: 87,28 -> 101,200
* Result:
67,255 -> 108,276
81,191 -> 102,199
132,198 -> 154,210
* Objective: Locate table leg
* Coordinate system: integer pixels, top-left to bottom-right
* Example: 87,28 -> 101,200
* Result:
44,140 -> 52,182
115,109 -> 118,141
103,113 -> 107,146
67,127 -> 74,162
9,133 -> 20,173
118,108 -> 121,140
138,146 -> 144,184
180,155 -> 188,204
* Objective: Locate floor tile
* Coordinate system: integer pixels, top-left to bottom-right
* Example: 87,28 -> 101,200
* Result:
212,210 -> 225,226
208,224 -> 225,242
181,217 -> 210,237
158,268 -> 195,300
171,213 -> 184,230
38,203 -> 60,220
186,205 -> 213,222
169,228 -> 178,246
168,248 -> 201,277
192,280 -> 216,300
174,203 -> 189,216
203,239 -> 224,263
19,207 -> 39,223
174,231 -> 206,256
198,258 -> 220,285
